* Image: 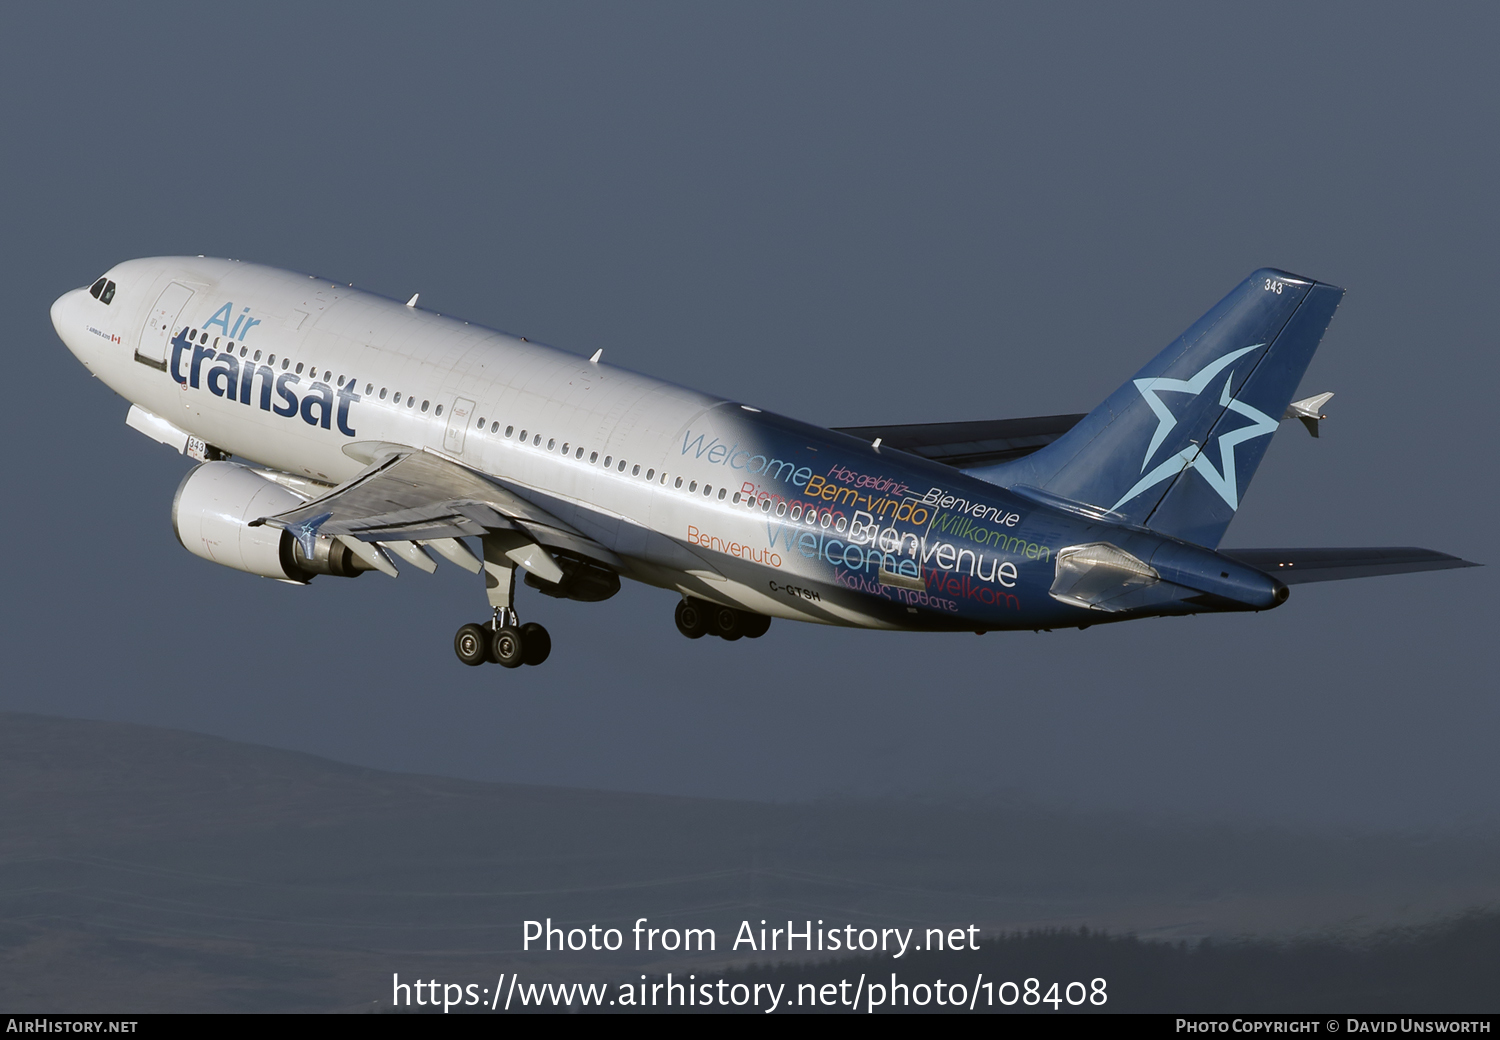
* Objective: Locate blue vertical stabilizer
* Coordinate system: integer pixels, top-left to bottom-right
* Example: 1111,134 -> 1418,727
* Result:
973,270 -> 1344,548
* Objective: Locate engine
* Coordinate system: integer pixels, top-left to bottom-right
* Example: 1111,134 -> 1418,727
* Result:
171,461 -> 371,582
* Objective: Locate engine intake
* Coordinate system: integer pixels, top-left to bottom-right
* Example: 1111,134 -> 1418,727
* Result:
171,461 -> 370,582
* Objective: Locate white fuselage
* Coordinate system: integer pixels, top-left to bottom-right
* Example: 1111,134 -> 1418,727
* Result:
51,257 -> 928,628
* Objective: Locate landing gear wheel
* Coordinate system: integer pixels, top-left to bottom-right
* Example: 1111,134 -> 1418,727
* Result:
520,623 -> 551,666
675,599 -> 708,639
454,623 -> 488,666
490,626 -> 526,668
712,606 -> 745,641
741,613 -> 771,639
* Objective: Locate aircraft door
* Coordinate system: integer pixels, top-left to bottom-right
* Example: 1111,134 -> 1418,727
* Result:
444,397 -> 477,455
137,282 -> 195,368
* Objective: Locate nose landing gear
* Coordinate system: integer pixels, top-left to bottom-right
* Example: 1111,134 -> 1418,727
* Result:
675,597 -> 770,641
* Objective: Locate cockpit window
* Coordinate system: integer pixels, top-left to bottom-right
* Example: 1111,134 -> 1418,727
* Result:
88,277 -> 116,304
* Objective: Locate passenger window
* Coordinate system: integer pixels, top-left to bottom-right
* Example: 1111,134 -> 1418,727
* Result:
435,404 -> 443,416
101,281 -> 116,304
519,430 -> 528,441
632,465 -> 640,476
421,400 -> 430,413
835,517 -> 847,532
790,505 -> 802,519
407,397 -> 416,408
254,351 -> 262,362
533,434 -> 541,446
718,488 -> 727,500
365,383 -> 372,394
689,481 -> 697,493
575,447 -> 584,459
239,346 -> 247,357
548,439 -> 556,451
505,425 -> 514,437
561,442 -> 569,454
393,392 -> 401,403
646,469 -> 654,480
618,460 -> 627,472
89,278 -> 106,299
477,417 -> 486,429
492,422 -> 500,433
379,388 -> 387,399
281,359 -> 290,370
199,331 -> 209,343
761,498 -> 772,512
590,452 -> 599,464
704,484 -> 712,496
674,477 -> 683,489
776,502 -> 786,516
732,492 -> 741,503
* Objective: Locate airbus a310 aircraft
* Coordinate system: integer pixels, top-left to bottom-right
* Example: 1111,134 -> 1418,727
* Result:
52,258 -> 1474,668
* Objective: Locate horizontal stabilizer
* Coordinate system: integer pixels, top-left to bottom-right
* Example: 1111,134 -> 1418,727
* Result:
1282,392 -> 1334,438
832,414 -> 1085,468
1220,547 -> 1479,585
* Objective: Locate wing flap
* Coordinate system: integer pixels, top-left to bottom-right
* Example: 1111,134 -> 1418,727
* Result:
1220,547 -> 1479,585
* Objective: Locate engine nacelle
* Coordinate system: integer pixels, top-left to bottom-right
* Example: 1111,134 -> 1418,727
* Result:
171,461 -> 369,582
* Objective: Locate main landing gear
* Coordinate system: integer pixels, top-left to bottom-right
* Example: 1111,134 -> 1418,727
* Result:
454,533 -> 553,668
455,608 -> 552,668
674,597 -> 771,641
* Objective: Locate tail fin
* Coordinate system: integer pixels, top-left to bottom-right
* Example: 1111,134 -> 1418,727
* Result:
975,269 -> 1344,548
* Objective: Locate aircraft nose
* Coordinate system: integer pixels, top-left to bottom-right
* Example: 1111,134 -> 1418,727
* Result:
51,288 -> 82,339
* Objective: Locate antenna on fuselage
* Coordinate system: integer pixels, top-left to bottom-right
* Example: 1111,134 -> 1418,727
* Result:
405,293 -> 419,308
589,349 -> 603,364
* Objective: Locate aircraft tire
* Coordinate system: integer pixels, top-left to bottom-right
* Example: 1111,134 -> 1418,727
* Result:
712,606 -> 744,641
491,626 -> 526,668
675,599 -> 708,639
454,623 -> 488,666
741,613 -> 771,639
520,623 -> 551,666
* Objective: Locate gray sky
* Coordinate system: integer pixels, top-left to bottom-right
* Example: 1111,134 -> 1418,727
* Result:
2,2 -> 1495,830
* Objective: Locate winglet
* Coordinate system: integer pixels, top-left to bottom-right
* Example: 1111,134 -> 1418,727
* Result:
1283,392 -> 1334,438
288,512 -> 333,560
406,293 -> 419,308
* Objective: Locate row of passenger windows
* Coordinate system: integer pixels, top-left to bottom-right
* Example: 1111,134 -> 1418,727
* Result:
471,419 -> 848,529
475,417 -> 743,502
180,327 -> 443,414
181,324 -> 841,524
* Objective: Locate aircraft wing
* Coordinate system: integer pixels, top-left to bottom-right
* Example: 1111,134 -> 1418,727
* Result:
832,414 -> 1086,468
251,445 -> 624,575
1219,547 -> 1479,585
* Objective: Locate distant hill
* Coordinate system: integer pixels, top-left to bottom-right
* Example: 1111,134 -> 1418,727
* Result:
697,916 -> 1500,1013
0,712 -> 1495,1012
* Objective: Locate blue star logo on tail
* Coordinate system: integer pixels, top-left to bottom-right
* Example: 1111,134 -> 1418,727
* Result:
1110,344 -> 1279,513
